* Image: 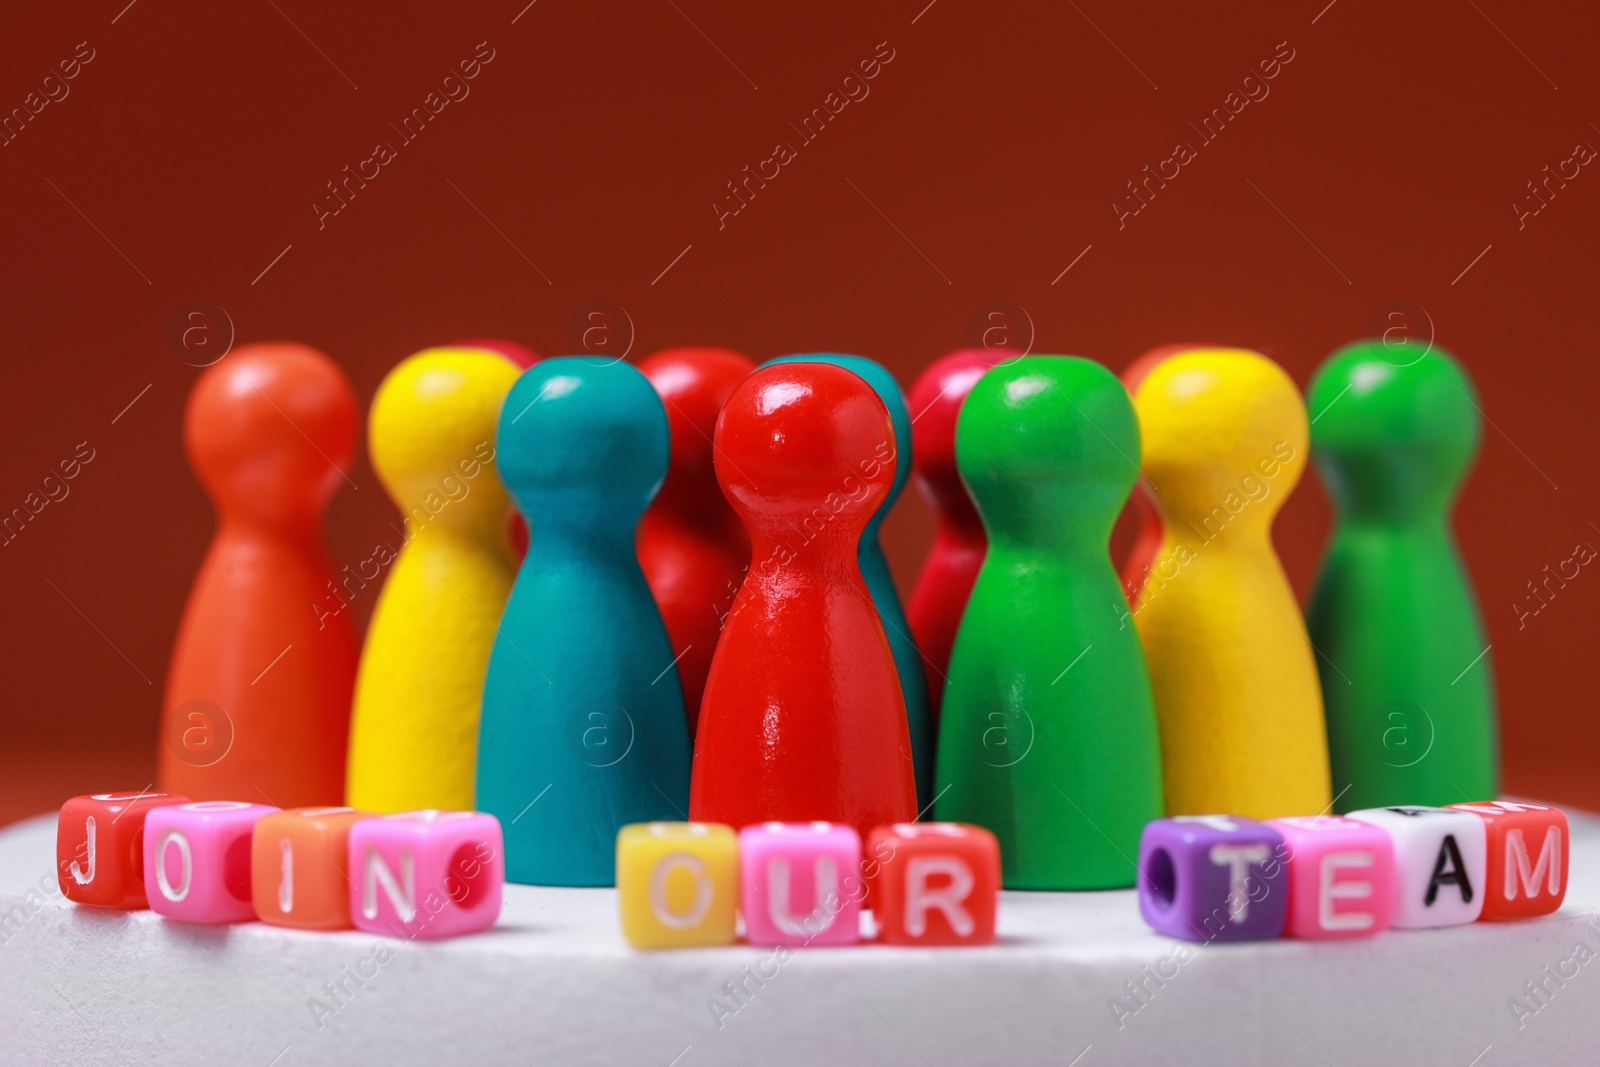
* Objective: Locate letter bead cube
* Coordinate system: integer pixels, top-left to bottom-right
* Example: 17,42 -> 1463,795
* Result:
143,802 -> 278,922
616,822 -> 739,949
866,823 -> 999,946
1265,816 -> 1395,939
1137,815 -> 1287,941
739,822 -> 863,947
1347,807 -> 1485,928
57,792 -> 191,909
347,810 -> 503,940
1448,801 -> 1568,920
252,807 -> 370,930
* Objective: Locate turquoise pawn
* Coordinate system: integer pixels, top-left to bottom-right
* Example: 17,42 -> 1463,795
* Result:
762,353 -> 934,809
476,358 -> 692,886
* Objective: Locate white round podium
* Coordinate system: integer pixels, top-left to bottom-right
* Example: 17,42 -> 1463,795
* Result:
2,809 -> 1596,1066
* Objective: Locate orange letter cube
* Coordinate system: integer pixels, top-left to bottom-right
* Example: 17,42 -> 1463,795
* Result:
867,823 -> 999,945
252,807 -> 370,929
1449,800 -> 1568,920
57,792 -> 191,909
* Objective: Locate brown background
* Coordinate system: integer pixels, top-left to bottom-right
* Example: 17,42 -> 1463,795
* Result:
2,0 -> 1595,824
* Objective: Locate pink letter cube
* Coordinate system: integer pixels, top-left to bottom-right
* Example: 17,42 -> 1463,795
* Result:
143,801 -> 278,922
738,822 -> 863,947
347,810 -> 504,940
1266,816 -> 1396,939
1347,806 -> 1486,928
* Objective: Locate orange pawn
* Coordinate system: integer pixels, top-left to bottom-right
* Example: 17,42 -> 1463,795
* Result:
158,343 -> 359,807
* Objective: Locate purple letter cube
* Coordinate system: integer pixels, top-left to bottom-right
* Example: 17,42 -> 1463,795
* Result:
1137,815 -> 1287,941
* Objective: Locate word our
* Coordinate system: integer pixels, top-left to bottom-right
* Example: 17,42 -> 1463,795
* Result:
618,820 -> 999,953
313,42 -> 497,230
1113,41 -> 1296,230
56,792 -> 503,940
713,41 -> 897,230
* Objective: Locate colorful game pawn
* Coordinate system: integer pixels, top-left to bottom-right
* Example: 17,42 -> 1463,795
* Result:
1308,341 -> 1499,810
763,353 -> 932,808
905,349 -> 1010,729
454,338 -> 538,557
1117,344 -> 1208,602
345,347 -> 522,813
1131,348 -> 1331,818
476,359 -> 692,886
690,363 -> 917,840
636,347 -> 755,734
935,357 -> 1164,889
158,343 -> 358,807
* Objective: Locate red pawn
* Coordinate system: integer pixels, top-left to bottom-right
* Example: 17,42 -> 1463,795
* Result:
905,349 -> 1011,728
1117,344 -> 1209,602
635,347 -> 754,734
158,343 -> 358,807
690,363 -> 916,839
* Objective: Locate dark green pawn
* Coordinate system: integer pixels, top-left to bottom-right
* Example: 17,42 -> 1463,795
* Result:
1308,341 -> 1499,810
934,356 -> 1164,889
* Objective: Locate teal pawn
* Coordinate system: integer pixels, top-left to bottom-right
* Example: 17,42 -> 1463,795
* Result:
476,358 -> 692,886
762,353 -> 934,809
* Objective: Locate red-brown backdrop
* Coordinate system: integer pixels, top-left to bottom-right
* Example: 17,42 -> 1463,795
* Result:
3,0 -> 1596,824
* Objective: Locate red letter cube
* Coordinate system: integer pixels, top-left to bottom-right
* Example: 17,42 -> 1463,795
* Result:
56,791 -> 191,909
867,823 -> 999,945
1449,801 -> 1568,920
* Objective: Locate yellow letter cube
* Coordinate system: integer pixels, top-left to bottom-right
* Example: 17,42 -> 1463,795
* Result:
617,822 -> 737,948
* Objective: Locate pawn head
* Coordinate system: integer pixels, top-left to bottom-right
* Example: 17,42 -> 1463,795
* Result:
909,349 -> 1014,516
1309,340 -> 1482,518
1135,348 -> 1308,526
496,358 -> 669,523
185,342 -> 357,526
763,354 -> 912,525
638,347 -> 755,501
713,363 -> 895,542
370,347 -> 521,530
956,356 -> 1140,545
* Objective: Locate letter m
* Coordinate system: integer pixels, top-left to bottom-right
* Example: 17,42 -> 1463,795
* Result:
1505,826 -> 1561,900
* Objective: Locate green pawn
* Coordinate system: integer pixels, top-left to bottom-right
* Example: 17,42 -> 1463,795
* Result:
934,356 -> 1164,889
1308,340 -> 1499,810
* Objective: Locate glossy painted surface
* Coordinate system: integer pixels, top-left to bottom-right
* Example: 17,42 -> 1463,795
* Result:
56,791 -> 191,909
1308,341 -> 1498,810
616,821 -> 740,949
476,359 -> 691,886
935,357 -> 1164,888
346,348 -> 521,813
453,338 -> 538,558
1132,348 -> 1331,819
690,363 -> 916,840
252,806 -> 368,929
635,347 -> 755,736
1117,344 -> 1209,602
158,344 -> 358,807
905,349 -> 1011,732
762,353 -> 932,809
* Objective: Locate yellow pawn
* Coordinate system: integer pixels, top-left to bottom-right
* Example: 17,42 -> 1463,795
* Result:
346,347 -> 522,812
1129,348 -> 1331,818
